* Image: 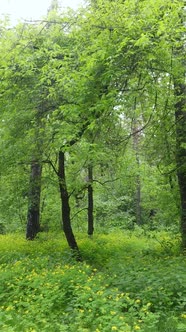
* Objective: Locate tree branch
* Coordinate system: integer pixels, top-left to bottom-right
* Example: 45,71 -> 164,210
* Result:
42,159 -> 58,176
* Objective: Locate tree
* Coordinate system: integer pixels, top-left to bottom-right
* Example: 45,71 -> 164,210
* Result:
0,0 -> 185,251
174,79 -> 186,248
87,165 -> 94,236
26,161 -> 42,239
58,149 -> 81,259
82,0 -> 184,240
173,3 -> 186,248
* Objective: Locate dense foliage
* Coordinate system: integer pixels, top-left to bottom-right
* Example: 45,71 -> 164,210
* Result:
0,0 -> 185,247
0,231 -> 186,331
0,1 -> 186,329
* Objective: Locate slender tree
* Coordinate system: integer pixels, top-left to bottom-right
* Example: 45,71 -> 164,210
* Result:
173,3 -> 186,246
174,81 -> 186,248
58,150 -> 81,259
87,165 -> 94,236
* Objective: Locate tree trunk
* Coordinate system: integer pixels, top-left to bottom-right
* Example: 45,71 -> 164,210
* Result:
135,170 -> 141,225
26,103 -> 44,240
174,82 -> 186,249
132,119 -> 142,225
26,161 -> 42,240
58,150 -> 81,260
174,5 -> 186,249
87,165 -> 94,236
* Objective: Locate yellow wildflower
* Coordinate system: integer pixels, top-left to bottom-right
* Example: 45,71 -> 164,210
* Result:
96,290 -> 103,295
135,299 -> 141,304
110,311 -> 116,315
6,306 -> 13,311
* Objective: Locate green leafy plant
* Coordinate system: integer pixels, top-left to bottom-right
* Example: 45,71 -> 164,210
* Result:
0,231 -> 185,331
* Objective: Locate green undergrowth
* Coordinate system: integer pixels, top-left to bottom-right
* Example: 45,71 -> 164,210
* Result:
0,230 -> 186,332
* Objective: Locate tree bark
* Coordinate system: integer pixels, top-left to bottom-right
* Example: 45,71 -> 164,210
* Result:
132,119 -> 142,225
26,161 -> 42,240
58,150 -> 81,260
171,2 -> 186,250
26,103 -> 44,240
87,165 -> 94,236
174,82 -> 186,249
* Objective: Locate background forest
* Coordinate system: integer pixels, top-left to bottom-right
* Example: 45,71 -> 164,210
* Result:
0,0 -> 186,331
0,0 -> 185,246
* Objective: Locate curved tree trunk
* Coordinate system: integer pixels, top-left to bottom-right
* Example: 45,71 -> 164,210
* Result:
58,150 -> 81,260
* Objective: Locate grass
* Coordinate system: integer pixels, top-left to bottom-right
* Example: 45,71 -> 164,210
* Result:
0,229 -> 186,331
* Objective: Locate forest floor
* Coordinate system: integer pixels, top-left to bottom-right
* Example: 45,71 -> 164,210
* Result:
0,230 -> 186,332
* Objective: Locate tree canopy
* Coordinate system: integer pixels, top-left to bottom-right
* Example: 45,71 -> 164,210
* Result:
0,0 -> 185,249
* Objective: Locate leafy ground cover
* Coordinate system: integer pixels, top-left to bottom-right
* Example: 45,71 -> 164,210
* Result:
0,230 -> 186,331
